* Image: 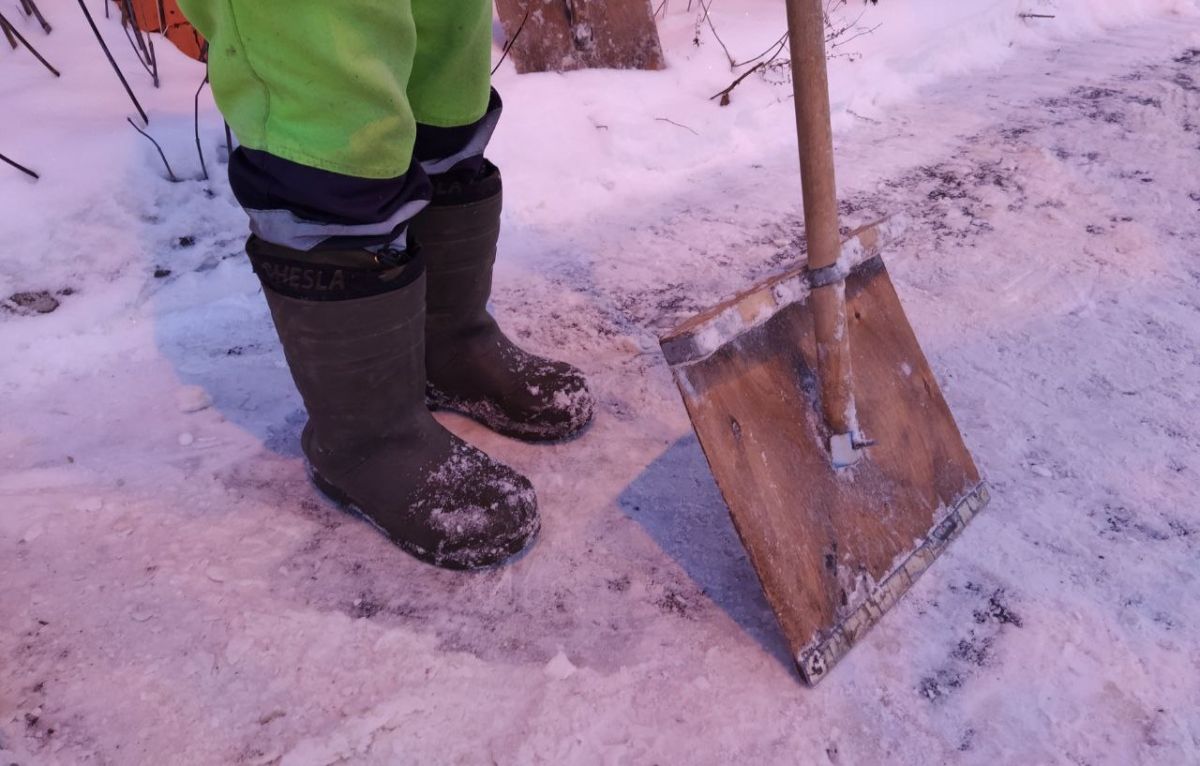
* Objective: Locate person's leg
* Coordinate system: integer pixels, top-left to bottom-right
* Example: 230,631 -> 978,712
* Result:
176,0 -> 539,568
408,1 -> 596,441
180,0 -> 431,251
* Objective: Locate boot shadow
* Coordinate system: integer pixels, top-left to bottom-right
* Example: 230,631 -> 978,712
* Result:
617,434 -> 796,674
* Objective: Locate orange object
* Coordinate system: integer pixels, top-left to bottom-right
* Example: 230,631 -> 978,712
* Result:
121,0 -> 205,61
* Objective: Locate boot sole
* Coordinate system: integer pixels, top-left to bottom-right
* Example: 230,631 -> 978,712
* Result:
306,465 -> 539,571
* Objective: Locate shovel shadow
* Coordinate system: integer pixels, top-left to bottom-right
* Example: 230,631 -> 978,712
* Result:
617,433 -> 796,674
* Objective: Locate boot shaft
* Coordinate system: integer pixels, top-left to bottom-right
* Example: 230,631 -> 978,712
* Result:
411,163 -> 504,338
249,238 -> 430,474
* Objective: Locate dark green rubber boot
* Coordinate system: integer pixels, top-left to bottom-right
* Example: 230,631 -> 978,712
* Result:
247,236 -> 540,569
411,162 -> 595,442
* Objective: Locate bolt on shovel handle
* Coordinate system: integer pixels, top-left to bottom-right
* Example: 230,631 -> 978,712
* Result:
785,0 -> 859,453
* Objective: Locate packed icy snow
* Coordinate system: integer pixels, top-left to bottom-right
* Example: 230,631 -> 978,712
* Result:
3,0 -> 1200,763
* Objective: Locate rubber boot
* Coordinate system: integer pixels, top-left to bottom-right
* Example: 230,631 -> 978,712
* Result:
247,237 -> 540,569
411,162 -> 596,442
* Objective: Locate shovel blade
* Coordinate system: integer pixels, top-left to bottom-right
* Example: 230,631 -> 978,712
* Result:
660,230 -> 988,685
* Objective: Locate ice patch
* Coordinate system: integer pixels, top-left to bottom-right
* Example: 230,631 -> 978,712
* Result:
544,650 -> 578,680
175,385 -> 212,413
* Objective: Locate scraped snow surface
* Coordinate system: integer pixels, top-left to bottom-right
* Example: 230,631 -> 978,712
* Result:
4,1 -> 1200,763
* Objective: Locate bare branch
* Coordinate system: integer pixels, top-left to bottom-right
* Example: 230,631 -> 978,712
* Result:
731,31 -> 789,69
20,0 -> 52,34
194,71 -> 209,181
0,11 -> 60,76
2,14 -> 17,48
695,0 -> 735,66
1,152 -> 40,180
119,0 -> 159,86
706,0 -> 882,105
127,117 -> 179,182
655,117 -> 700,136
76,0 -> 149,124
710,34 -> 788,105
492,4 -> 532,75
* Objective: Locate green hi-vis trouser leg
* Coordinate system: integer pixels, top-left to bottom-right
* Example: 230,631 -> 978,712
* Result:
177,0 -> 493,179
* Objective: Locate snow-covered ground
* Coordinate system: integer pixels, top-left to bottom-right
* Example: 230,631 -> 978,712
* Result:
4,0 -> 1200,763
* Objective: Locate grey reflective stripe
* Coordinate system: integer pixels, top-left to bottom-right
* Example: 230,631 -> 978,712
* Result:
246,197 -> 429,251
418,106 -> 502,176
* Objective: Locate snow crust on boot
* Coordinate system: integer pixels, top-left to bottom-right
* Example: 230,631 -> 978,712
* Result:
426,340 -> 595,442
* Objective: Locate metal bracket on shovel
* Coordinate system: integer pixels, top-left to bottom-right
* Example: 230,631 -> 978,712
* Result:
829,432 -> 874,469
807,262 -> 851,290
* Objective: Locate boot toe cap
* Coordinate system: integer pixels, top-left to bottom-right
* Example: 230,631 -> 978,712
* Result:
310,438 -> 540,570
534,365 -> 595,439
414,444 -> 540,569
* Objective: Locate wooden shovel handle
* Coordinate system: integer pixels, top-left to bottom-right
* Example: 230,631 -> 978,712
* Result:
785,0 -> 841,272
785,0 -> 857,438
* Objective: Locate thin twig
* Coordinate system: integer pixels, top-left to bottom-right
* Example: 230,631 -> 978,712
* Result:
1018,13 -> 1056,19
21,0 -> 52,33
127,117 -> 178,181
696,0 -> 735,66
731,30 -> 788,69
655,117 -> 700,136
710,59 -> 770,105
121,12 -> 155,78
194,71 -> 209,181
120,0 -> 151,66
827,23 -> 880,55
120,0 -> 158,86
492,4 -> 532,75
0,152 -> 39,180
709,35 -> 788,105
224,121 -> 233,159
846,109 -> 881,125
708,0 -> 880,105
823,0 -> 878,54
0,12 -> 60,76
77,0 -> 149,124
1,15 -> 17,49
147,29 -> 158,86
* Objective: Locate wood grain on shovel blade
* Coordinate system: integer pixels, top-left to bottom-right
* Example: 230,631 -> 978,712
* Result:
662,252 -> 987,685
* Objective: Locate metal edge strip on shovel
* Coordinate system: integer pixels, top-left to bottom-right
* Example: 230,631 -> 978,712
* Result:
658,0 -> 990,686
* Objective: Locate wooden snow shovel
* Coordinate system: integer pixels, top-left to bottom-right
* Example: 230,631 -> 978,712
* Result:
658,0 -> 989,686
